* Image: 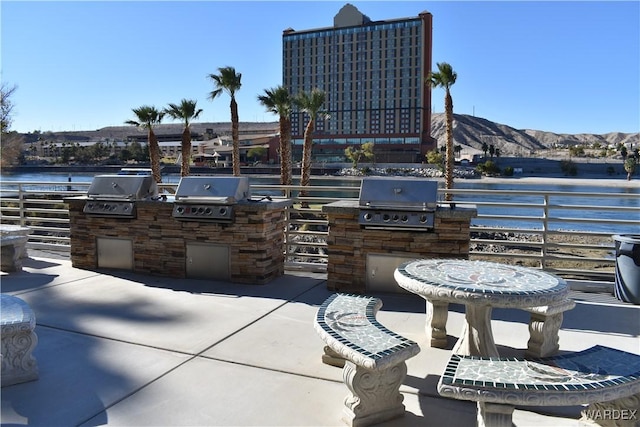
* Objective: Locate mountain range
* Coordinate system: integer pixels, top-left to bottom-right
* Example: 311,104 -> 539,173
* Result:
22,113 -> 638,156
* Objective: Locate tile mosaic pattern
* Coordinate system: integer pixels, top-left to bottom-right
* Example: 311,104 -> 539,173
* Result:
1,294 -> 36,330
399,259 -> 566,294
314,293 -> 420,371
439,345 -> 640,406
396,259 -> 569,308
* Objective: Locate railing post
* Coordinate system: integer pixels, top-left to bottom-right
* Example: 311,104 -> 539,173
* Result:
541,194 -> 549,270
284,186 -> 292,264
18,184 -> 26,227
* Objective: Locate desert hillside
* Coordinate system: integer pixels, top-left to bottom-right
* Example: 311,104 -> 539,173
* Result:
21,114 -> 639,156
430,114 -> 639,155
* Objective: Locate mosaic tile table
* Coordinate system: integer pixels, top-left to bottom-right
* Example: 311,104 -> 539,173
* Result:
394,259 -> 571,357
438,345 -> 640,427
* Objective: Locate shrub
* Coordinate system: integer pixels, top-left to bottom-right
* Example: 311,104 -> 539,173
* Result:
476,160 -> 500,176
502,166 -> 514,176
560,160 -> 578,176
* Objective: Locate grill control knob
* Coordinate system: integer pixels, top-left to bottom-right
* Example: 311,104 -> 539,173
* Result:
392,214 -> 399,222
176,206 -> 185,214
419,214 -> 428,223
219,207 -> 227,216
401,215 -> 409,222
382,213 -> 391,222
205,207 -> 212,215
363,212 -> 372,221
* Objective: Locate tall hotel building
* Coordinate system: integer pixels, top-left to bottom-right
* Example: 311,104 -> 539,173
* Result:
282,4 -> 435,163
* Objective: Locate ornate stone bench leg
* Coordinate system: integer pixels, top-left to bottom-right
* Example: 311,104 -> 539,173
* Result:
477,402 -> 514,427
1,295 -> 39,387
525,299 -> 576,358
322,346 -> 346,368
342,360 -> 407,427
0,236 -> 28,272
426,299 -> 449,348
580,393 -> 640,427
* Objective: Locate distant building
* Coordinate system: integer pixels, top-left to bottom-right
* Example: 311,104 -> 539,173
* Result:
282,3 -> 436,163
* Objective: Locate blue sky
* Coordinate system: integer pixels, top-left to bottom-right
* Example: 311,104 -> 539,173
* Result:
2,1 -> 639,135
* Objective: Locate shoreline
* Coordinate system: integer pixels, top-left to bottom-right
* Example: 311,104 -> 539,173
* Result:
479,175 -> 640,188
2,164 -> 639,188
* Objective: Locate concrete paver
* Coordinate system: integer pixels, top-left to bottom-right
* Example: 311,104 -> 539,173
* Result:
1,256 -> 638,427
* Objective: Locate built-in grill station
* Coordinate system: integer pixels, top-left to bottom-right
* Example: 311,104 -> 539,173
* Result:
358,177 -> 437,230
172,176 -> 250,222
323,176 -> 477,294
67,173 -> 292,285
83,174 -> 159,218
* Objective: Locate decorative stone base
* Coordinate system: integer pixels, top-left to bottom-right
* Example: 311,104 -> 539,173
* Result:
1,295 -> 39,387
342,361 -> 407,427
1,236 -> 28,272
0,225 -> 31,259
426,299 -> 449,347
525,299 -> 576,358
478,402 -> 514,427
322,346 -> 346,368
422,298 -> 575,357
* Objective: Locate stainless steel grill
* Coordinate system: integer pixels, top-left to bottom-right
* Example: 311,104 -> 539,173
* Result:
172,176 -> 251,222
83,174 -> 158,218
358,177 -> 438,230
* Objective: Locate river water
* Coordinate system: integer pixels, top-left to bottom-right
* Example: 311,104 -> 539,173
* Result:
2,170 -> 639,234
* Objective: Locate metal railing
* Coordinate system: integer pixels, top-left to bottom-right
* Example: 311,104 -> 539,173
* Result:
2,179 -> 638,280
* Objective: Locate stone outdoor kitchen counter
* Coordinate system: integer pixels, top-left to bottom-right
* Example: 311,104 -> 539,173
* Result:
65,196 -> 292,284
322,200 -> 477,293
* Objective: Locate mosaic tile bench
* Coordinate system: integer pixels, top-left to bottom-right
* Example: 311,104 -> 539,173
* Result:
314,293 -> 421,427
1,294 -> 39,387
438,345 -> 640,427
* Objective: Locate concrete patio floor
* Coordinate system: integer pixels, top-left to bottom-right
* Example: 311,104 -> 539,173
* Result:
1,255 -> 639,427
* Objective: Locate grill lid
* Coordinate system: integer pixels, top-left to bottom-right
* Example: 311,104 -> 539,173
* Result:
174,176 -> 251,204
359,177 -> 438,210
87,175 -> 158,200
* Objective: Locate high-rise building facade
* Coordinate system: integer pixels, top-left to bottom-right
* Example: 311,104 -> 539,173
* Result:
282,4 -> 435,163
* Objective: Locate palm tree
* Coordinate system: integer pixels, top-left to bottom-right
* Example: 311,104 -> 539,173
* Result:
293,88 -> 327,199
164,99 -> 203,177
428,62 -> 457,201
125,106 -> 165,183
207,66 -> 242,176
257,86 -> 293,185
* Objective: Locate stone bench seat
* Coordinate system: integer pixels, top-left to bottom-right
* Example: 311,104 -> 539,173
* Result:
1,294 -> 39,387
437,345 -> 640,427
314,293 -> 421,427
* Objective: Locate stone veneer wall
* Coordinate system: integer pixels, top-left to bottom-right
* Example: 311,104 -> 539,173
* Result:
323,200 -> 477,293
67,198 -> 291,284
